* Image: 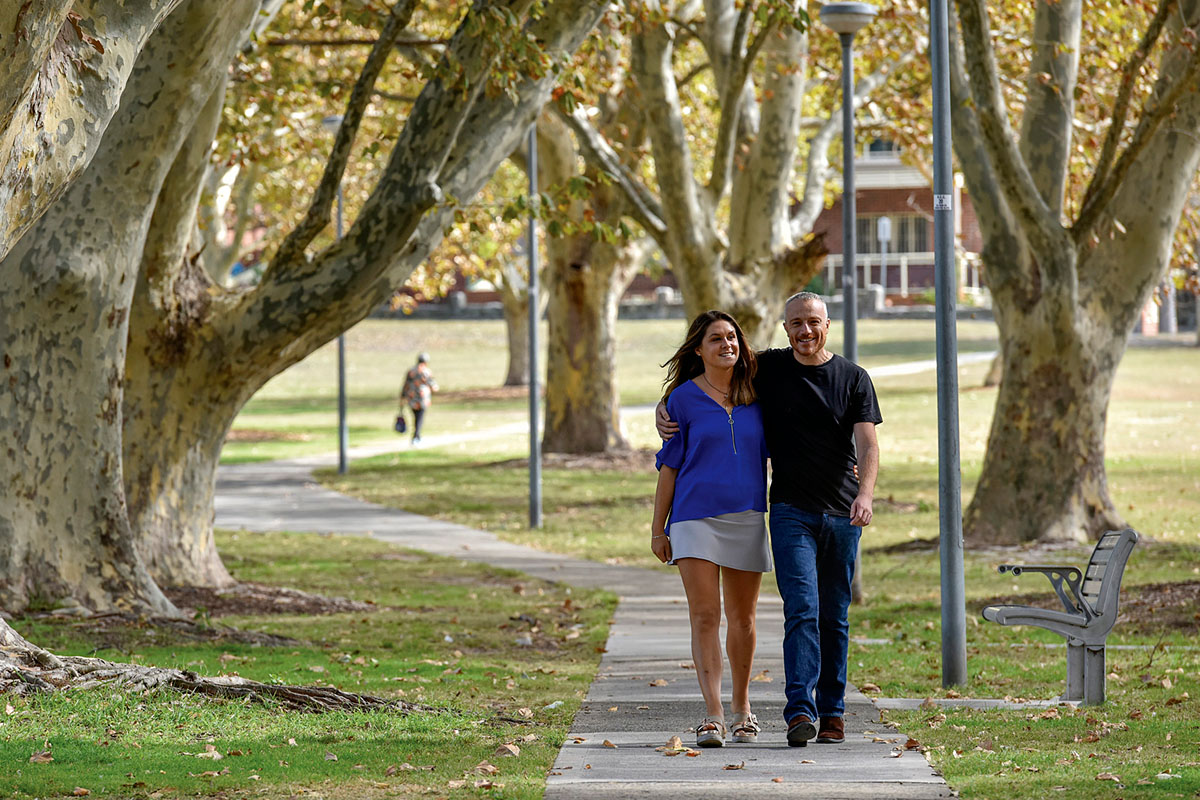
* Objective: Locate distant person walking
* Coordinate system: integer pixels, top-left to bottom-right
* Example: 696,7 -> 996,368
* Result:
400,353 -> 438,445
651,310 -> 772,748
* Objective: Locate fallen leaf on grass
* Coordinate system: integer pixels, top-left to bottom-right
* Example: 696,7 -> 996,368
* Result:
474,780 -> 503,789
1096,772 -> 1121,782
29,750 -> 53,764
287,738 -> 297,746
4,704 -> 14,715
602,740 -> 617,748
723,762 -> 745,770
859,683 -> 881,693
474,761 -> 499,776
71,790 -> 90,797
448,780 -> 467,788
324,752 -> 338,761
905,738 -> 921,750
1165,692 -> 1190,706
919,697 -> 937,711
945,689 -> 961,699
516,707 -> 534,718
494,744 -> 520,758
196,744 -> 222,760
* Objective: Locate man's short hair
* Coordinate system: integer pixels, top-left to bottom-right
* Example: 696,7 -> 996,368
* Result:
784,291 -> 827,317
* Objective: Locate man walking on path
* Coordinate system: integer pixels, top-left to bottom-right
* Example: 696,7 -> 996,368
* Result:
658,291 -> 881,747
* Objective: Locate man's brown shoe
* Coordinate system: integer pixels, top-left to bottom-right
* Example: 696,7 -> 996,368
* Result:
816,716 -> 844,743
786,715 -> 817,747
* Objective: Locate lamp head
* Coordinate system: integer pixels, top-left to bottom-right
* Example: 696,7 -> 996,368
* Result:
819,2 -> 877,35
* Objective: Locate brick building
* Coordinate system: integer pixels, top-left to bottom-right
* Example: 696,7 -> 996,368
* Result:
811,140 -> 986,301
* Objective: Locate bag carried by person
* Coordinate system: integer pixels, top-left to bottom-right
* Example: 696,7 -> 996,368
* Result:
394,414 -> 407,433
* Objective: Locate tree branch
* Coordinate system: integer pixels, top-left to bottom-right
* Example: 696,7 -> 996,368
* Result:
557,106 -> 668,238
790,56 -> 910,237
955,0 -> 1069,263
270,0 -> 420,268
706,2 -> 757,203
1074,0 -> 1175,239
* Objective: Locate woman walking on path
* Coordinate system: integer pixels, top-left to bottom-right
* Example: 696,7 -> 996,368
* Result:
651,310 -> 771,748
400,353 -> 438,445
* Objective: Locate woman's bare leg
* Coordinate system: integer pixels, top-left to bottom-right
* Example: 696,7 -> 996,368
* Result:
721,566 -> 762,714
677,558 -> 724,718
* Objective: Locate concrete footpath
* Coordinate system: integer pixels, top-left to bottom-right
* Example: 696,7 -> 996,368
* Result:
215,444 -> 953,799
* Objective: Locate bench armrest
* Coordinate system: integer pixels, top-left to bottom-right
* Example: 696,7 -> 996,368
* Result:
996,563 -> 1091,618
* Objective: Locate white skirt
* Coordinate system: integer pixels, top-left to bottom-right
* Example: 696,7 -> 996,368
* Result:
668,509 -> 772,573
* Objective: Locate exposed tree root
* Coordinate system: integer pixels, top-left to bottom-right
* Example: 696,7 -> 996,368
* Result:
0,618 -> 426,713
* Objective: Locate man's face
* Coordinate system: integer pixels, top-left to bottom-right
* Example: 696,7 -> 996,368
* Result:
783,299 -> 831,359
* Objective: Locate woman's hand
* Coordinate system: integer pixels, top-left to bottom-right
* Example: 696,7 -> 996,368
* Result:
651,529 -> 672,563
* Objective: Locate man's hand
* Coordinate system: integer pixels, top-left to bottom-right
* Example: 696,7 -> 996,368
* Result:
655,401 -> 679,441
850,494 -> 873,527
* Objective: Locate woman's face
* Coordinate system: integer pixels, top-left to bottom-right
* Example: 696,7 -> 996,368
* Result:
695,319 -> 740,370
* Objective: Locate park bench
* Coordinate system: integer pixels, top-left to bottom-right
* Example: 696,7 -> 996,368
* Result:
981,528 -> 1139,705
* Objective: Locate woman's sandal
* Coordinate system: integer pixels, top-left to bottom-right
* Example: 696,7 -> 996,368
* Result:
729,711 -> 760,744
694,716 -> 727,748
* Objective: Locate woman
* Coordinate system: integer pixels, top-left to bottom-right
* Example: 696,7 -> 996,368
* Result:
400,352 -> 438,445
651,310 -> 771,748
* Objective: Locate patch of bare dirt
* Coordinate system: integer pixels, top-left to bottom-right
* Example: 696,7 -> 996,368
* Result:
492,448 -> 657,472
164,582 -> 377,618
224,428 -> 312,443
975,580 -> 1200,632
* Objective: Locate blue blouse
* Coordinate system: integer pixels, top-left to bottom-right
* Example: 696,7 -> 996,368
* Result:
655,380 -> 768,528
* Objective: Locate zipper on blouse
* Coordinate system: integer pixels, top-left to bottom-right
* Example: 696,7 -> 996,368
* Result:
727,409 -> 737,454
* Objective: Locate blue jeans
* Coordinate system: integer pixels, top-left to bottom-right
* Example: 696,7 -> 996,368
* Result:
769,503 -> 861,723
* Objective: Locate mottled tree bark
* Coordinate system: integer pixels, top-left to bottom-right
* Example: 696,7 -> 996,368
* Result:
0,0 -> 184,261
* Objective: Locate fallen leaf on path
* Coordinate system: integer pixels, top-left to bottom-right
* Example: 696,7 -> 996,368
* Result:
685,751 -> 700,757
608,706 -> 618,712
723,762 -> 745,770
800,760 -> 815,764
905,738 -> 921,750
772,777 -> 784,783
602,740 -> 617,748
750,670 -> 772,682
649,679 -> 668,687
919,697 -> 937,710
888,751 -> 904,758
570,737 -> 587,744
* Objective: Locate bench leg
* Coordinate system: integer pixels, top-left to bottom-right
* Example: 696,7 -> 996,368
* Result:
1064,641 -> 1084,702
1083,645 -> 1106,705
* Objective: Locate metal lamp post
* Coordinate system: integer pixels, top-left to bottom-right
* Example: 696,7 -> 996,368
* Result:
526,124 -> 543,529
820,1 -> 876,365
321,114 -> 350,475
877,215 -> 892,296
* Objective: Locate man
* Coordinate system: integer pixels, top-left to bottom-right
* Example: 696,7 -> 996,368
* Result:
657,292 -> 881,747
400,352 -> 438,445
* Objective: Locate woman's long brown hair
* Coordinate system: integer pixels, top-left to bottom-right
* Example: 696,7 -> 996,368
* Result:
660,310 -> 757,406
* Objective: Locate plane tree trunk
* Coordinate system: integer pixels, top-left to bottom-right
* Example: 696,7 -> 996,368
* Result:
952,0 -> 1200,542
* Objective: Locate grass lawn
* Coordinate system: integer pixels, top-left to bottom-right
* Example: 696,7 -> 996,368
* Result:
0,532 -> 615,799
290,317 -> 1200,799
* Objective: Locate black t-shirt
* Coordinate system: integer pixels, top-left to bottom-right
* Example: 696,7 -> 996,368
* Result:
753,349 -> 883,516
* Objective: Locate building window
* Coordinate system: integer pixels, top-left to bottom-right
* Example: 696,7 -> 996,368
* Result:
865,139 -> 901,160
855,214 -> 930,254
